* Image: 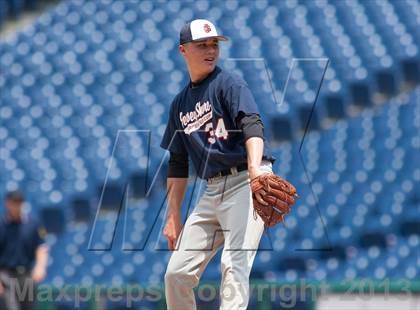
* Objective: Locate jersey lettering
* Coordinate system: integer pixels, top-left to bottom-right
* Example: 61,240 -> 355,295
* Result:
205,122 -> 216,144
205,118 -> 229,144
215,118 -> 228,140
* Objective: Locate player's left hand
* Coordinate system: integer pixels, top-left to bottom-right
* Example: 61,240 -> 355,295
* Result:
251,173 -> 298,227
31,265 -> 46,283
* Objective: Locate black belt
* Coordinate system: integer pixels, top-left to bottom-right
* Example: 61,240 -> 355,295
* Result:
207,163 -> 248,180
0,266 -> 28,275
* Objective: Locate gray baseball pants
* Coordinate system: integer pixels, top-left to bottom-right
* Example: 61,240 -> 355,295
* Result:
164,161 -> 272,310
0,269 -> 35,310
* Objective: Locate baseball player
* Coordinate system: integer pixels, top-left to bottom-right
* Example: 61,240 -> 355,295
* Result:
160,19 -> 276,309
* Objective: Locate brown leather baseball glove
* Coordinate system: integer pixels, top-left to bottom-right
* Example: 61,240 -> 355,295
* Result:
250,173 -> 298,227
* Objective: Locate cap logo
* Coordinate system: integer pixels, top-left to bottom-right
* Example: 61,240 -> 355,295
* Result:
203,23 -> 212,33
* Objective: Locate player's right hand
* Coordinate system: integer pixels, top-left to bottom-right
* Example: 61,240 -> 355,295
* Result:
0,281 -> 4,296
163,213 -> 183,251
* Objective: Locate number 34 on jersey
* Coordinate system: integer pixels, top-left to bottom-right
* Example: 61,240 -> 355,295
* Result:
205,118 -> 229,144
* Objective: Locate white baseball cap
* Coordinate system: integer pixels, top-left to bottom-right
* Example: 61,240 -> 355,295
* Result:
179,19 -> 228,45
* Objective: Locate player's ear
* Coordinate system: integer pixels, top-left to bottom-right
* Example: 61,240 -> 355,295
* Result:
179,44 -> 187,56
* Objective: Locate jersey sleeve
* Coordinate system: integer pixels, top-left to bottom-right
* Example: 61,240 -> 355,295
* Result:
223,78 -> 260,123
160,100 -> 188,155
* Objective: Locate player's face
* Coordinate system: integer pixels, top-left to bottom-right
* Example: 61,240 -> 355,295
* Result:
180,38 -> 220,80
5,199 -> 23,220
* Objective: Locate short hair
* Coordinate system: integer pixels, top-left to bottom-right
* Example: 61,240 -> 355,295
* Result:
5,190 -> 25,202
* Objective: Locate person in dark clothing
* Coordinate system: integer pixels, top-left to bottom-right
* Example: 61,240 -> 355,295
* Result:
0,190 -> 48,310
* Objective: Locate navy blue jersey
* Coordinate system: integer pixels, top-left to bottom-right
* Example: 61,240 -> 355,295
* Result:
161,66 -> 274,179
0,216 -> 46,269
